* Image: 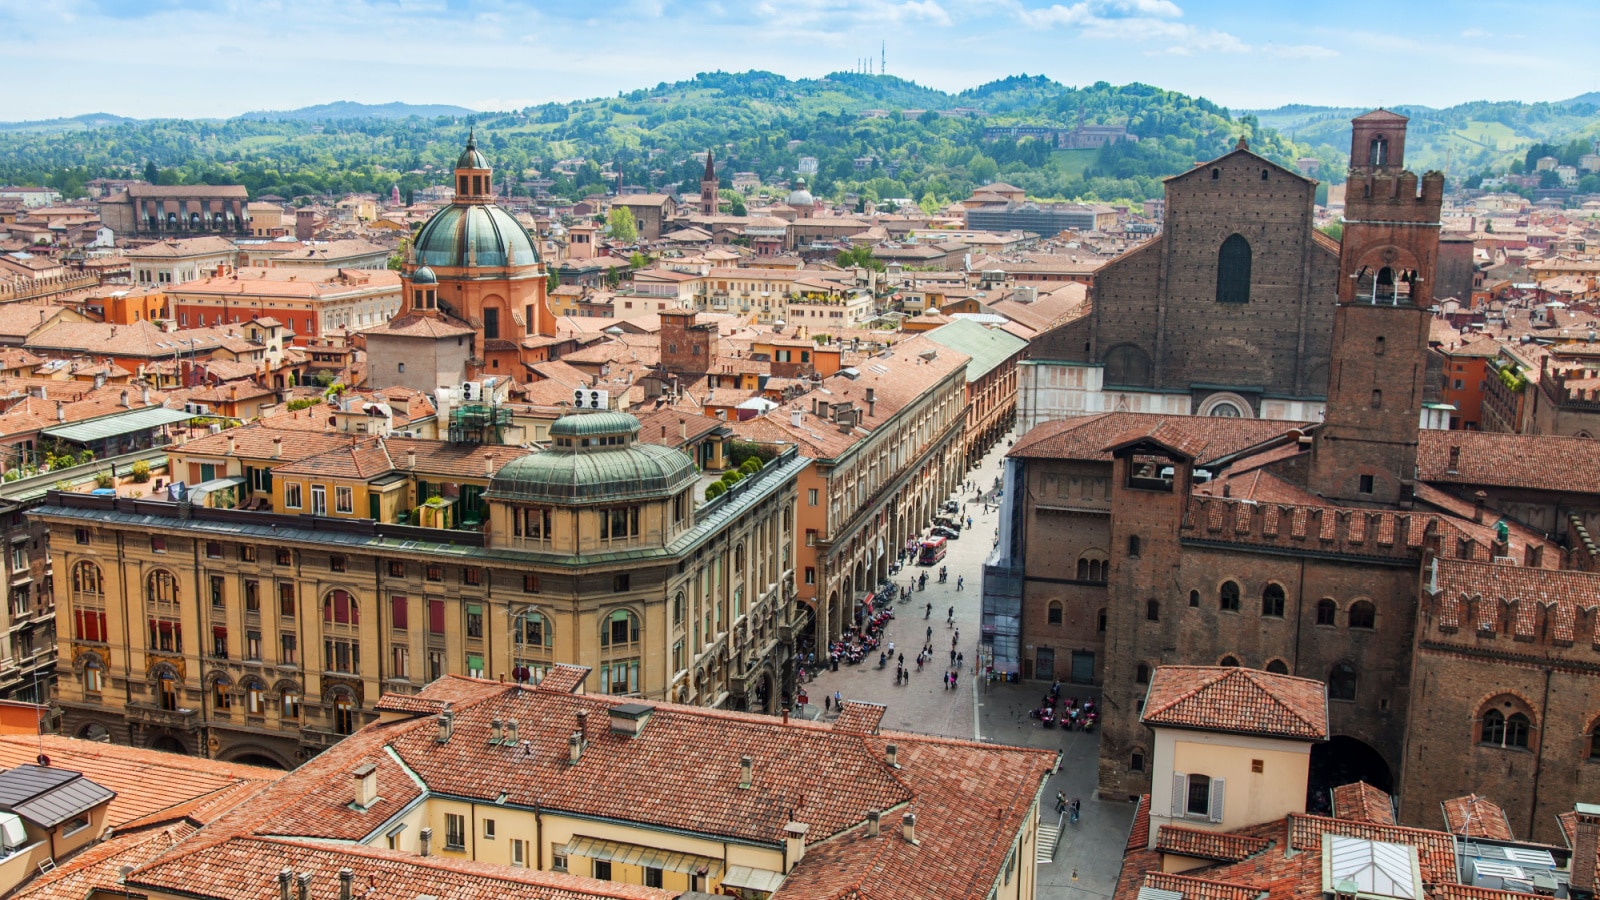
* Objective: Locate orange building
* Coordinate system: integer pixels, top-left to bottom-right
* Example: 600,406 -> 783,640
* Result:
1437,338 -> 1498,430
371,136 -> 560,381
82,286 -> 169,325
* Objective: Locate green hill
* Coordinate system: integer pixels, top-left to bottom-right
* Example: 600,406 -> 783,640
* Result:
4,73 -> 1598,206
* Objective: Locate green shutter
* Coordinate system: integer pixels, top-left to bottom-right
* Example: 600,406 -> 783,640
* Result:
467,655 -> 484,670
466,603 -> 482,615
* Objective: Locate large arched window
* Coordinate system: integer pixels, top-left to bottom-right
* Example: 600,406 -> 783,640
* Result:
1047,601 -> 1063,626
1265,659 -> 1289,675
1219,581 -> 1240,611
322,591 -> 360,675
1315,599 -> 1337,626
1261,584 -> 1285,617
1328,662 -> 1357,701
147,571 -> 182,653
599,609 -> 641,695
514,611 -> 552,652
1348,600 -> 1376,629
1103,344 -> 1153,387
1369,135 -> 1388,166
1216,234 -> 1252,304
72,561 -> 103,598
1480,702 -> 1531,749
73,562 -> 107,642
1136,663 -> 1151,684
1076,553 -> 1108,583
323,590 -> 359,626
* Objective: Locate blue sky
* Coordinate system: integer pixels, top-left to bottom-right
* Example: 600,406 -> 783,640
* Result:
0,0 -> 1592,120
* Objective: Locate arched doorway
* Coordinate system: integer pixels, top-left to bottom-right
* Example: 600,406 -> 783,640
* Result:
147,734 -> 188,756
76,722 -> 110,742
1307,735 -> 1392,814
228,752 -> 288,770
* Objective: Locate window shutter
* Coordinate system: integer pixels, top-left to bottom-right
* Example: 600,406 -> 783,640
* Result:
1170,773 -> 1188,817
1208,778 -> 1226,823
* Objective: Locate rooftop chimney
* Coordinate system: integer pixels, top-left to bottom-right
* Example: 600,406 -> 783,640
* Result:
680,418 -> 687,439
505,718 -> 518,745
278,869 -> 292,900
352,762 -> 378,810
407,450 -> 417,470
490,719 -> 503,744
791,408 -> 803,427
271,436 -> 283,459
338,868 -> 353,900
865,386 -> 876,418
484,452 -> 495,477
577,709 -> 589,733
885,743 -> 898,768
568,732 -> 584,764
1474,490 -> 1487,524
783,822 -> 810,873
419,827 -> 432,857
141,386 -> 150,404
226,434 -> 236,456
295,872 -> 311,900
866,810 -> 881,838
55,401 -> 65,423
901,812 -> 918,845
739,755 -> 753,789
435,712 -> 453,743
120,390 -> 130,408
1573,804 -> 1600,899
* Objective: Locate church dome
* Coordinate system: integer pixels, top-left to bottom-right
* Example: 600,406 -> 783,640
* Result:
411,265 -> 437,285
486,412 -> 698,506
413,203 -> 541,269
786,177 -> 815,208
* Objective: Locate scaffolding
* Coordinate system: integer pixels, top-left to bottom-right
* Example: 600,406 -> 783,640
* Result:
448,403 -> 512,444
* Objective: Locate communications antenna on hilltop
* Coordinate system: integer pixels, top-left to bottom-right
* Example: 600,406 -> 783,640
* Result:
881,41 -> 886,75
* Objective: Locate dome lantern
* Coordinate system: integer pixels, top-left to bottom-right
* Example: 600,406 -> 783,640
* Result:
453,131 -> 494,204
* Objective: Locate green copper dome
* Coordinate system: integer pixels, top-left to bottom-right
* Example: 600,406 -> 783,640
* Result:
457,135 -> 489,169
487,413 -> 697,505
411,265 -> 438,285
413,203 -> 540,269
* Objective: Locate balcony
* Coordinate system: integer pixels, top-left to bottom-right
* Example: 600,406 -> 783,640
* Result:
125,702 -> 200,731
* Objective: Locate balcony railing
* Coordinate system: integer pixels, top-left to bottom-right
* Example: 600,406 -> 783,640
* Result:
125,702 -> 200,731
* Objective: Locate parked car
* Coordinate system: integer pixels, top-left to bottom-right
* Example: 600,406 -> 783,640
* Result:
931,525 -> 961,540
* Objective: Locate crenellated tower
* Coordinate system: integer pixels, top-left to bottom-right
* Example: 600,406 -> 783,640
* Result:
1308,110 -> 1445,506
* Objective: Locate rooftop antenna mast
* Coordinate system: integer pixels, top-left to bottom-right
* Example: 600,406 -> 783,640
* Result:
881,41 -> 885,75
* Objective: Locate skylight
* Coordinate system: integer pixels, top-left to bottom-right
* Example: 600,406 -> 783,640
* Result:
1325,836 -> 1420,900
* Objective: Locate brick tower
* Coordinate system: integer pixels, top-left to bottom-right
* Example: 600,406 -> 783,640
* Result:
1308,110 -> 1444,506
700,150 -> 718,216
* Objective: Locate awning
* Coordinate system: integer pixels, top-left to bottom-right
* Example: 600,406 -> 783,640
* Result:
42,407 -> 193,444
721,865 -> 786,893
563,836 -> 724,878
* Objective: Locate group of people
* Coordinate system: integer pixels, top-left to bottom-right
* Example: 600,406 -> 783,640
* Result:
825,606 -> 896,668
1030,681 -> 1098,731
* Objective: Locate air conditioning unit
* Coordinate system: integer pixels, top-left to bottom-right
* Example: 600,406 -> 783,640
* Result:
461,381 -> 482,402
572,389 -> 610,409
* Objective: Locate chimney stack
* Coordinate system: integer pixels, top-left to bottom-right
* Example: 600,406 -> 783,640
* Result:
866,810 -> 881,837
271,436 -> 283,459
680,418 -> 687,439
1473,490 -> 1487,524
419,827 -> 432,857
338,869 -> 353,900
505,719 -> 518,744
865,387 -> 876,418
295,872 -> 311,900
141,386 -> 150,405
569,732 -> 584,764
885,743 -> 898,768
278,869 -> 292,900
490,719 -> 503,743
55,401 -> 65,423
226,434 -> 236,456
436,712 -> 453,743
783,822 -> 810,873
901,812 -> 918,845
1572,804 -> 1600,900
739,755 -> 752,789
484,452 -> 495,477
407,450 -> 417,470
791,408 -> 803,427
352,762 -> 378,810
120,390 -> 130,408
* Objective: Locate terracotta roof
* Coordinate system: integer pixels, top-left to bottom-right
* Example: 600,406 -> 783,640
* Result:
1126,794 -> 1151,856
15,823 -> 199,900
1417,430 -> 1600,496
174,422 -> 353,461
181,675 -> 1054,900
1432,558 -> 1600,640
1286,814 -> 1457,884
1142,872 -> 1264,900
1010,413 -> 1302,465
1331,781 -> 1395,825
832,701 -> 887,735
1141,666 -> 1328,741
364,313 -> 475,338
1441,794 -> 1515,841
1155,825 -> 1272,862
535,663 -> 591,695
0,734 -> 280,829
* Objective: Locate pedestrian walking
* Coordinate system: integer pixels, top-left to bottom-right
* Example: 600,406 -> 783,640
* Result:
1056,791 -> 1067,815
824,694 -> 831,713
834,690 -> 842,709
957,652 -> 963,668
926,625 -> 932,641
925,602 -> 931,619
967,516 -> 973,529
956,576 -> 964,591
1069,798 -> 1081,824
950,649 -> 956,665
947,606 -> 954,625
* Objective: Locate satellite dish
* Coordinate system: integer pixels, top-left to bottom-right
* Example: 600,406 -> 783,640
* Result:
36,754 -> 48,768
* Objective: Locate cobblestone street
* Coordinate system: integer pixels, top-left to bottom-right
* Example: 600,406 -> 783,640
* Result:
796,428 -> 1134,900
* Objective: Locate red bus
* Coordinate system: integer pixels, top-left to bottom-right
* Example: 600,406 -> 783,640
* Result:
918,537 -> 948,566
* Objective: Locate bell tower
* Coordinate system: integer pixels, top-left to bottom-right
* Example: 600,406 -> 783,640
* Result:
454,132 -> 494,204
1308,110 -> 1444,507
700,150 -> 718,216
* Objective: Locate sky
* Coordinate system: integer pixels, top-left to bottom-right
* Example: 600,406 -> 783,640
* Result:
0,0 -> 1593,121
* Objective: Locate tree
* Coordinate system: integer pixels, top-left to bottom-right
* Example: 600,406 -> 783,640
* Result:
1318,222 -> 1343,242
547,269 -> 561,291
144,160 -> 158,184
729,194 -> 747,216
607,206 -> 638,243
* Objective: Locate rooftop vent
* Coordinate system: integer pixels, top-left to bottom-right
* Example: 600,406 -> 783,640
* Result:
609,702 -> 654,736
